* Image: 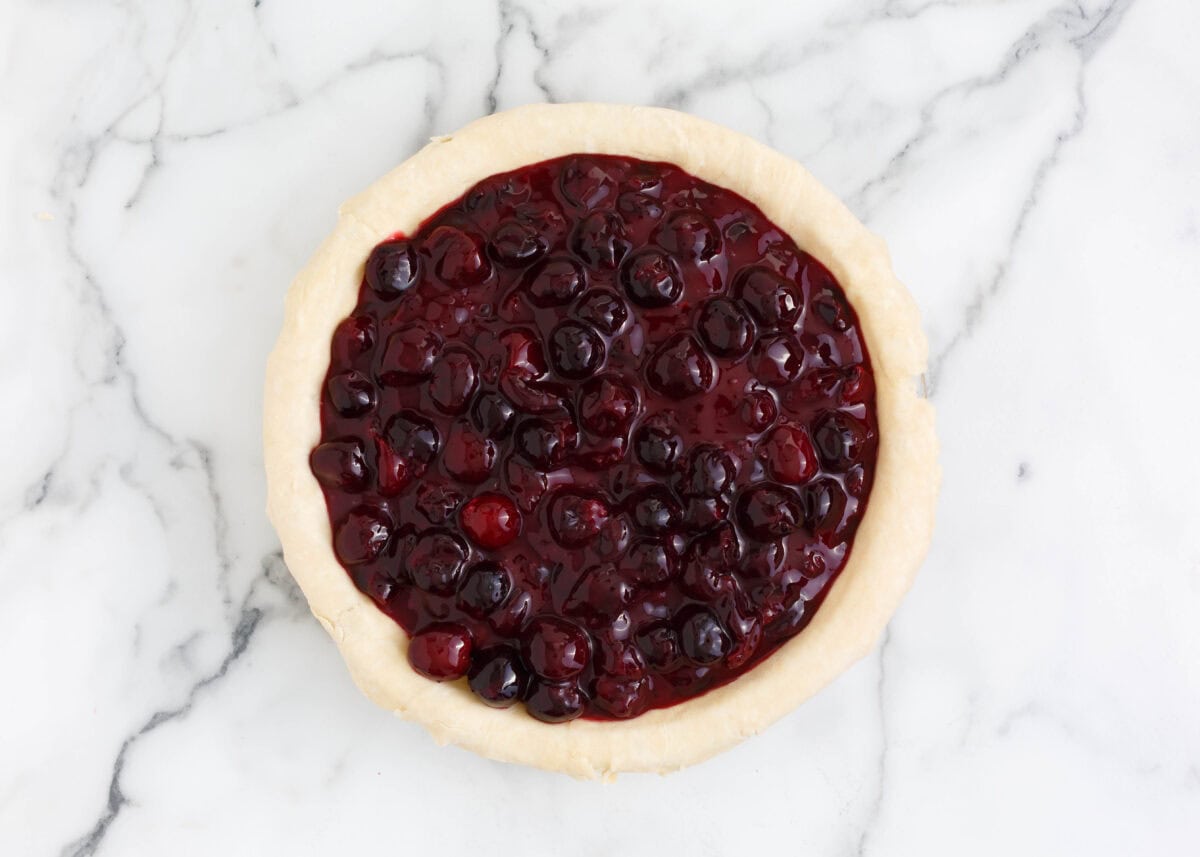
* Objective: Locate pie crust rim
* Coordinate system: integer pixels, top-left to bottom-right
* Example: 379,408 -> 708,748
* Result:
263,103 -> 939,779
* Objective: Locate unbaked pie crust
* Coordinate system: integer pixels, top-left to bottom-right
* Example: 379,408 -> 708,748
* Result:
264,103 -> 938,779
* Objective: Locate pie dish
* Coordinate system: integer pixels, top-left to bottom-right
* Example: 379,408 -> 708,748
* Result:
264,103 -> 938,778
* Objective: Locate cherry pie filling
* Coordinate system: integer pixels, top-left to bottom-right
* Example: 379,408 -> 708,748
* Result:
312,154 -> 878,723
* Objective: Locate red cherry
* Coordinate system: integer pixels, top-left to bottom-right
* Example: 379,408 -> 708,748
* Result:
459,493 -> 521,549
407,623 -> 473,680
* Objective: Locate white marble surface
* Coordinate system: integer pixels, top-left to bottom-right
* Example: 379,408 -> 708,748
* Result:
2,0 -> 1198,853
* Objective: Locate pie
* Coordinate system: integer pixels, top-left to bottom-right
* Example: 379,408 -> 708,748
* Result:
264,103 -> 938,778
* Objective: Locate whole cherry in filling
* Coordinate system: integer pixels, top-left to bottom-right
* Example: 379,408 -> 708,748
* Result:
313,154 -> 878,722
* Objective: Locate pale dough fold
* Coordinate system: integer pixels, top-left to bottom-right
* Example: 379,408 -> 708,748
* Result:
264,103 -> 939,779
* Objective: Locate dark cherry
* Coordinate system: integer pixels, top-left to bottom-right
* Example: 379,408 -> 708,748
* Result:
736,266 -> 802,329
457,561 -> 513,617
813,411 -> 872,469
742,538 -> 786,579
414,483 -> 463,525
514,200 -> 568,246
564,564 -> 633,619
577,373 -> 638,437
571,211 -> 631,269
314,153 -> 877,722
802,477 -> 849,535
500,327 -> 548,378
655,209 -> 721,261
468,647 -> 526,707
459,493 -> 521,549
682,524 -> 740,599
620,248 -> 683,308
522,616 -> 591,680
491,588 -> 536,638
428,225 -> 491,286
490,220 -> 547,266
505,457 -> 547,513
333,505 -> 391,565
592,676 -> 649,719
407,623 -> 473,680
619,538 -> 677,586
725,619 -> 764,670
809,264 -> 851,331
737,484 -> 805,539
741,389 -> 778,431
331,315 -> 375,364
373,436 -> 412,496
548,490 -> 610,547
548,321 -> 605,379
429,348 -> 479,415
636,622 -> 683,671
595,635 -> 647,679
677,608 -> 731,664
679,444 -> 737,497
790,367 -> 845,403
629,486 -> 682,535
326,371 -> 376,417
470,392 -> 516,439
572,289 -> 628,335
594,515 -> 632,558
500,374 -> 564,417
380,323 -> 442,383
633,419 -> 683,473
310,439 -> 368,491
525,680 -> 585,723
514,417 -> 576,469
691,521 -> 741,568
407,530 -> 468,595
645,333 -> 716,399
697,298 -> 754,359
525,256 -> 586,307
618,191 -> 664,225
684,495 -> 729,531
762,424 -> 818,484
750,336 -> 806,387
365,240 -> 420,299
441,420 -> 496,483
559,158 -> 616,209
385,410 -> 440,464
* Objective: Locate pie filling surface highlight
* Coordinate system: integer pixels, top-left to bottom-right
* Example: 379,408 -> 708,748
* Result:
311,154 -> 878,723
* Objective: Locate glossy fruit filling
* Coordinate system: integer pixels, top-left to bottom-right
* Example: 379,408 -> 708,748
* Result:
313,154 -> 878,722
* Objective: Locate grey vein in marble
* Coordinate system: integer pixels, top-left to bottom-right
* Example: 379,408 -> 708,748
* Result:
60,603 -> 264,857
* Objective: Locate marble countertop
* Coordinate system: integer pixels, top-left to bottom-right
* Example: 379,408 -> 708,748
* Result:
3,0 -> 1198,853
